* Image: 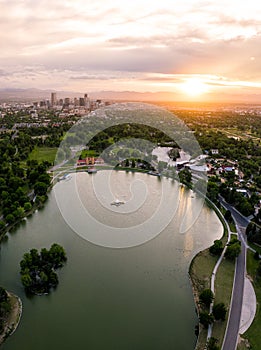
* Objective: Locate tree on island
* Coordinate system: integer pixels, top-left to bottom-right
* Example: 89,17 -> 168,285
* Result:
20,244 -> 67,295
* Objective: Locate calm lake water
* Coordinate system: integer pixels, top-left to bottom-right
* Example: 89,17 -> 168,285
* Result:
0,171 -> 222,350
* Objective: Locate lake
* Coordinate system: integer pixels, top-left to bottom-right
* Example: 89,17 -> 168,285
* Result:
0,171 -> 222,350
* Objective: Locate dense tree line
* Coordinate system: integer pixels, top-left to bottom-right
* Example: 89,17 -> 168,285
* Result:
0,134 -> 51,232
87,123 -> 178,154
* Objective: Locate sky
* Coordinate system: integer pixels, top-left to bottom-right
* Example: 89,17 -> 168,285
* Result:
1,0 -> 261,101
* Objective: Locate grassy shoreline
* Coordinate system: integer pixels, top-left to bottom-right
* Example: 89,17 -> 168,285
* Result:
189,197 -> 235,349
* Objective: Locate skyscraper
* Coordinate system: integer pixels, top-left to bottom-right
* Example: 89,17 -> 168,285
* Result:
51,92 -> 57,107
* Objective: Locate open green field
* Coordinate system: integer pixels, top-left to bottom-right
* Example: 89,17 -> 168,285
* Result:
28,147 -> 57,164
242,251 -> 261,349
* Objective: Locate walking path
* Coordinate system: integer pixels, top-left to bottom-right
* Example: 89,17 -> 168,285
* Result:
239,277 -> 256,335
207,202 -> 231,340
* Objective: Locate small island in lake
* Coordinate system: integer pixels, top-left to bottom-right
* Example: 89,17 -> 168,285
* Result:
20,243 -> 67,295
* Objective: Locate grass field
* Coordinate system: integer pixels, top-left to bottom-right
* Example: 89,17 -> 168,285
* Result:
28,147 -> 57,164
242,251 -> 261,349
189,250 -> 219,350
211,258 -> 235,347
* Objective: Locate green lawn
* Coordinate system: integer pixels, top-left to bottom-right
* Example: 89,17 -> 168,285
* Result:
211,258 -> 235,347
189,249 -> 219,350
228,219 -> 237,233
242,251 -> 261,349
248,242 -> 261,255
28,147 -> 57,164
80,149 -> 99,158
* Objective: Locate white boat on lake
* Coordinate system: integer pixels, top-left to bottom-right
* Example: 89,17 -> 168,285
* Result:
110,199 -> 125,206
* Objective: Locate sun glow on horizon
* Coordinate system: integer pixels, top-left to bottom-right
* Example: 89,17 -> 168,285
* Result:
179,79 -> 210,97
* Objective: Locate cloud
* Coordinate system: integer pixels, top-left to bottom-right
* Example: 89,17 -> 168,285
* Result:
0,0 -> 261,96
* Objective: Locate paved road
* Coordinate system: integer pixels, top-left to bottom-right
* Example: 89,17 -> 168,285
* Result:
220,199 -> 248,350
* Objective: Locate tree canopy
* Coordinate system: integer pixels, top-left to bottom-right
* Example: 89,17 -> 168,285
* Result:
20,244 -> 67,294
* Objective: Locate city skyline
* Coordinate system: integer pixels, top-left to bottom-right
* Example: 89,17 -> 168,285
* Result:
1,1 -> 261,102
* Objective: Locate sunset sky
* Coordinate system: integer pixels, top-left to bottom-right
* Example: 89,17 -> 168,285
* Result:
1,0 -> 261,101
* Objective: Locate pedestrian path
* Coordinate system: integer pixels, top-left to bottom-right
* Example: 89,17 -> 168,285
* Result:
239,277 -> 256,335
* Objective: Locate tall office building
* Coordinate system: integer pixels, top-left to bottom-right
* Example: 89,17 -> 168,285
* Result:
84,93 -> 90,108
79,97 -> 85,106
51,92 -> 57,106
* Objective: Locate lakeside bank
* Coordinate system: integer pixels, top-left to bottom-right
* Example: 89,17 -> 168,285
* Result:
188,196 -> 232,349
0,292 -> 22,346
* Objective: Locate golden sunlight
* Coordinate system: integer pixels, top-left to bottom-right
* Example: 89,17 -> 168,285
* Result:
179,78 -> 209,97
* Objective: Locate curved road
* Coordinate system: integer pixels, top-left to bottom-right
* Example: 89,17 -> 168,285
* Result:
220,199 -> 249,350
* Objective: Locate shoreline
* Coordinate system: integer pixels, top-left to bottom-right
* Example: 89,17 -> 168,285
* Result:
188,196 -> 228,349
0,291 -> 22,346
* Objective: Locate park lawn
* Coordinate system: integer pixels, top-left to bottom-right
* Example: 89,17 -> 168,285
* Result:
189,249 -> 219,350
242,251 -> 261,349
28,147 -> 57,164
80,149 -> 99,158
211,258 -> 235,348
248,242 -> 261,255
237,341 -> 249,350
228,219 -> 237,233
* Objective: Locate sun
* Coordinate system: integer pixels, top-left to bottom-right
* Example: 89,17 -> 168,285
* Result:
180,78 -> 209,97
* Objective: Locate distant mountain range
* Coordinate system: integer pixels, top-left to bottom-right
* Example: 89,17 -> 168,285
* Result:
0,88 -> 261,104
0,88 -> 180,102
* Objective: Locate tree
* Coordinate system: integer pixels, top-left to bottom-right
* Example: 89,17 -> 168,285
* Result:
158,161 -> 167,173
21,273 -> 33,289
0,220 -> 5,231
199,289 -> 214,307
225,239 -> 241,260
179,168 -> 192,186
131,159 -> 135,168
34,182 -> 48,196
213,303 -> 227,321
199,312 -> 214,328
125,159 -> 129,167
24,202 -> 32,212
207,337 -> 220,350
0,287 -> 8,303
5,213 -> 15,224
224,210 -> 232,221
209,240 -> 223,256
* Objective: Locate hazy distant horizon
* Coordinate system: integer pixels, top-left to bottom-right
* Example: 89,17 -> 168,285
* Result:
1,1 -> 261,103
1,87 -> 261,105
